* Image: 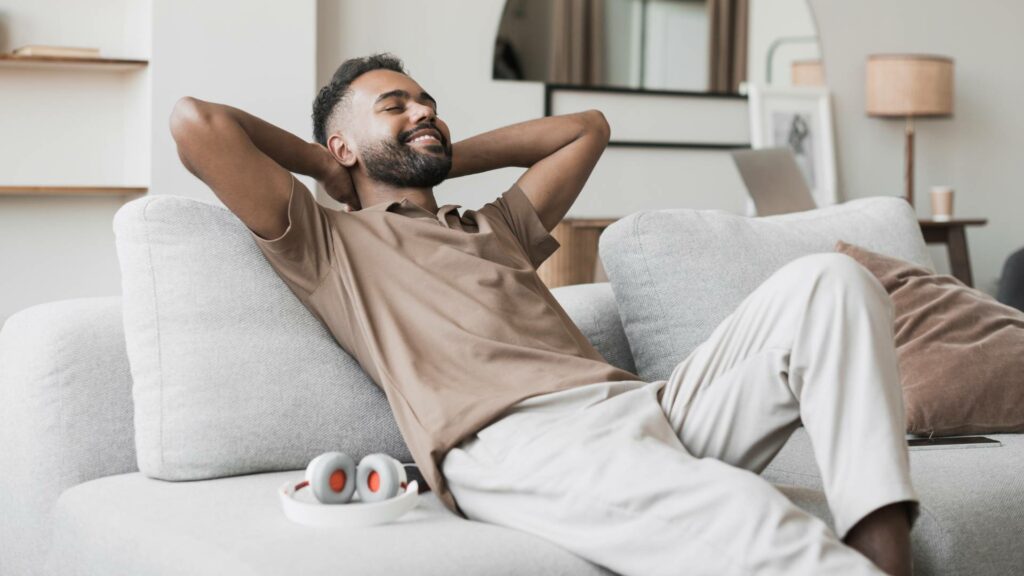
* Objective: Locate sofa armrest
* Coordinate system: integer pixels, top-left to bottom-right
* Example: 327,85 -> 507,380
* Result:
0,297 -> 137,576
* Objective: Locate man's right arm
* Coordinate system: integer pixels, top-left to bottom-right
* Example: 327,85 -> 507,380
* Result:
168,97 -> 357,240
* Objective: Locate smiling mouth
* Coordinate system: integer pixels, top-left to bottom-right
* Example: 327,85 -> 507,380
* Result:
406,134 -> 442,146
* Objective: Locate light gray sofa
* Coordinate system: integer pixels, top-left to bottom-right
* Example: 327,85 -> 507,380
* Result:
2,195 -> 1022,575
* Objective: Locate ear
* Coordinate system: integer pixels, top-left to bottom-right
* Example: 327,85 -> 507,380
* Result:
327,133 -> 358,168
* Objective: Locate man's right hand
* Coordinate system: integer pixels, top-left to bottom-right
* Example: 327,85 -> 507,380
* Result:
315,144 -> 360,211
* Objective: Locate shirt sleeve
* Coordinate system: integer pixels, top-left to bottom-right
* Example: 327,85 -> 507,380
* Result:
483,182 -> 561,269
247,174 -> 335,295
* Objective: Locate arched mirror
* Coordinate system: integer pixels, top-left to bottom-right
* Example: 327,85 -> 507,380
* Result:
493,0 -> 822,93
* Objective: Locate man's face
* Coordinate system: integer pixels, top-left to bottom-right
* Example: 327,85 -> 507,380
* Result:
346,69 -> 452,188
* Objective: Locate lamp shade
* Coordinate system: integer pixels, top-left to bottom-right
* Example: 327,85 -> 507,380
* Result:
866,54 -> 954,117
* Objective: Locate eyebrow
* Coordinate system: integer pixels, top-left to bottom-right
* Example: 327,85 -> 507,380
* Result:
374,89 -> 437,108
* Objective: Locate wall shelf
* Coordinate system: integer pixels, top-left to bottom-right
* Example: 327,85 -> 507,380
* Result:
0,185 -> 148,197
0,54 -> 148,71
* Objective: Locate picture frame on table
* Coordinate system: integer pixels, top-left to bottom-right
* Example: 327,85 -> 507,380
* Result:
743,84 -> 838,210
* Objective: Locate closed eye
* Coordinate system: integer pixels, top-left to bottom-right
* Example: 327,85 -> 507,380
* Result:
384,105 -> 439,114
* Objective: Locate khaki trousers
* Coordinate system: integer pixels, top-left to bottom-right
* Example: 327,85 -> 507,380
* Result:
442,253 -> 920,576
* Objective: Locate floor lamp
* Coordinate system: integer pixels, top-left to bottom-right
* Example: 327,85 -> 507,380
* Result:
865,54 -> 955,207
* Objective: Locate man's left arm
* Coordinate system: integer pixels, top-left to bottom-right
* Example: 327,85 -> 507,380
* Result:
447,110 -> 611,231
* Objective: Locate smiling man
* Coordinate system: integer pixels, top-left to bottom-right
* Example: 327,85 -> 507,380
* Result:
169,53 -> 919,576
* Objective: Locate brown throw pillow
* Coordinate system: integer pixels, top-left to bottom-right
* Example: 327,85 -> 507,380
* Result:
836,240 -> 1024,436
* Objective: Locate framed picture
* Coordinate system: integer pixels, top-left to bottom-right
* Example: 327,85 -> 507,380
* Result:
745,84 -> 838,209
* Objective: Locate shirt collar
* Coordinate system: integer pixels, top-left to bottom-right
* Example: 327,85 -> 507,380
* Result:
361,197 -> 461,221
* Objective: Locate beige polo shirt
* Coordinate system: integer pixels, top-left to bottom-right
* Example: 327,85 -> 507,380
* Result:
248,174 -> 643,518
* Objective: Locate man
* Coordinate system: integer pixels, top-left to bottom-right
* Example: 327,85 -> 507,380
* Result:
169,52 -> 919,575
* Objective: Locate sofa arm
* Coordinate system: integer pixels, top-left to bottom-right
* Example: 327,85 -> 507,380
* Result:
0,297 -> 137,576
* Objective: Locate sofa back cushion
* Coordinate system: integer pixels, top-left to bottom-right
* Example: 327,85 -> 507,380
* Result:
549,282 -> 638,377
599,197 -> 933,383
115,195 -> 412,480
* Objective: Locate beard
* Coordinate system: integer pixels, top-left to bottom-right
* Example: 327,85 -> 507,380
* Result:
360,133 -> 453,188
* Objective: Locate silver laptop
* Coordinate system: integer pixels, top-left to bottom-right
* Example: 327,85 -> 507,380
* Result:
731,147 -> 817,216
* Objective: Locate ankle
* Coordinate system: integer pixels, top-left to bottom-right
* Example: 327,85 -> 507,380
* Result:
843,502 -> 913,576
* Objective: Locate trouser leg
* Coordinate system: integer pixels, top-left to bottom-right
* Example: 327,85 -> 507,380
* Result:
443,377 -> 887,575
659,253 -> 920,539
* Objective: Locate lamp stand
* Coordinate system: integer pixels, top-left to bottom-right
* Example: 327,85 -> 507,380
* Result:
904,116 -> 916,207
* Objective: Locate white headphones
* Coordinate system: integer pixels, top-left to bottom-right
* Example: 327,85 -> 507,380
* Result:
278,452 -> 420,528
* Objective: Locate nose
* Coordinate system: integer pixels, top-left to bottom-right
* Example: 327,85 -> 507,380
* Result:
409,101 -> 436,124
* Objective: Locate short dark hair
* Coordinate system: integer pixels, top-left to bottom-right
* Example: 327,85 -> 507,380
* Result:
312,52 -> 407,146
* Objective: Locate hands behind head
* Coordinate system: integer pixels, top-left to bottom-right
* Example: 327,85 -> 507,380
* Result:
314,143 -> 361,212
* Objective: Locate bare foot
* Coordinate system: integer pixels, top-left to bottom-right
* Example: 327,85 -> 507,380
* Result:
842,502 -> 913,576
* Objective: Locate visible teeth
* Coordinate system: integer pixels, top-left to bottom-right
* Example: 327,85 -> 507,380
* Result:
409,134 -> 439,144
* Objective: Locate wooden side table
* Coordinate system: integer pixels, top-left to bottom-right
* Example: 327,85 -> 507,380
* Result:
537,218 -> 617,288
918,218 -> 988,287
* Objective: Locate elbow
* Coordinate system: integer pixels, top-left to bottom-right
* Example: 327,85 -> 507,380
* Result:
585,109 -> 611,142
169,96 -> 209,141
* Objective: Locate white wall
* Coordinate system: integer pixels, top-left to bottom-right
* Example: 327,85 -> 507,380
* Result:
0,0 -> 317,326
810,0 -> 1024,294
0,0 -> 150,326
150,0 -> 317,201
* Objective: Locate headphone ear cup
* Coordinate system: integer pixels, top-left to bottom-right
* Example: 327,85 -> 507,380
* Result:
304,452 -> 336,483
306,452 -> 356,504
356,454 -> 407,503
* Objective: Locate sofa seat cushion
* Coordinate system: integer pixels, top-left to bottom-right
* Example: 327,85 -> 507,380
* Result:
45,471 -> 615,576
764,429 -> 1024,576
45,468 -> 835,575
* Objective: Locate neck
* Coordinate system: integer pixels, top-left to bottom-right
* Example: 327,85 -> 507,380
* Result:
352,171 -> 438,213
